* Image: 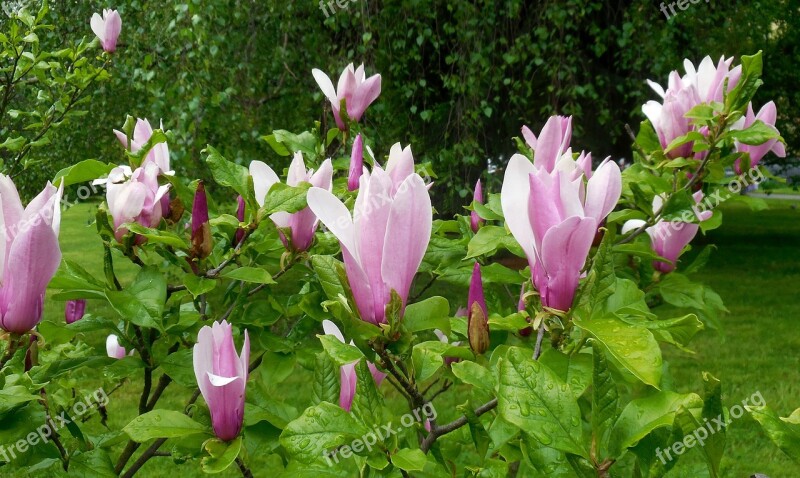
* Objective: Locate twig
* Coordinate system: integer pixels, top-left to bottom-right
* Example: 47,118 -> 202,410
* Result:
419,398 -> 498,453
236,457 -> 254,478
121,438 -> 167,478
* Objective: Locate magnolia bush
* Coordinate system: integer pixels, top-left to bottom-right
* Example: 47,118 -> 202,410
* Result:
0,7 -> 791,476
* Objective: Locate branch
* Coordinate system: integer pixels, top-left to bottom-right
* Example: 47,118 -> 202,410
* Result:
120,438 -> 167,478
236,457 -> 254,478
420,398 -> 498,453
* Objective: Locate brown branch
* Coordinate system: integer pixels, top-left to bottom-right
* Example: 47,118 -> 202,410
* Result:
420,398 -> 498,453
121,438 -> 167,478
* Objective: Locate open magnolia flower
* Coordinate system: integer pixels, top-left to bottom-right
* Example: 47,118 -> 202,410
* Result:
250,152 -> 333,252
312,63 -> 382,130
502,118 -> 621,311
307,144 -> 432,325
0,177 -> 63,334
98,163 -> 171,242
113,117 -> 173,175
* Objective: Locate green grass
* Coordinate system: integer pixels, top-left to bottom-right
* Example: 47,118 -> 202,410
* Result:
661,198 -> 800,477
23,198 -> 800,477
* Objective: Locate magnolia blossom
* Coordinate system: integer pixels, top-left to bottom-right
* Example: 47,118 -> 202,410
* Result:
191,181 -> 212,259
0,177 -> 63,334
234,195 -> 246,246
470,179 -> 483,233
501,125 -> 621,311
307,144 -> 431,325
113,118 -> 172,175
348,134 -> 364,191
193,321 -> 249,441
467,263 -> 489,354
623,192 -> 712,273
732,101 -> 786,173
106,334 -> 130,359
65,299 -> 87,325
647,56 -> 741,105
520,115 -> 573,173
250,153 -> 333,252
312,63 -> 382,130
100,163 -> 170,242
90,9 -> 121,53
643,56 -> 741,159
322,320 -> 385,412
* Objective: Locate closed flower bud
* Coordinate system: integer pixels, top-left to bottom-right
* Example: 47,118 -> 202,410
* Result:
191,181 -> 212,259
65,299 -> 87,324
467,263 -> 489,354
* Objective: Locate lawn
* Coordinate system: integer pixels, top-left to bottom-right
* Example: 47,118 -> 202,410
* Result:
31,197 -> 800,477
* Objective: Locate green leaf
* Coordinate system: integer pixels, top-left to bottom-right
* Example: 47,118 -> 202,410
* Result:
259,181 -> 310,215
280,402 -> 369,463
123,410 -> 208,442
574,232 -> 615,321
124,223 -> 189,249
451,360 -> 496,393
68,449 -> 117,477
574,317 -> 662,388
183,274 -> 217,298
412,341 -> 446,382
591,344 -> 619,458
466,225 -> 520,259
403,296 -> 450,333
391,448 -> 427,471
105,267 -> 166,329
498,347 -> 587,458
312,352 -> 339,405
312,255 -> 346,301
351,360 -> 386,429
318,334 -> 364,366
159,349 -> 196,388
270,129 -> 318,157
201,436 -> 242,473
0,386 -> 41,414
748,405 -> 800,463
608,391 -> 702,458
52,159 -> 115,187
205,145 -> 252,201
221,266 -> 276,284
726,119 -> 781,146
658,273 -> 705,309
245,382 -> 299,429
726,51 -> 763,113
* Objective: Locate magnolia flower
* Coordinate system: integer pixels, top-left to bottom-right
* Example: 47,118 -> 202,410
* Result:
90,9 -> 121,53
648,55 -> 741,104
501,134 -> 621,311
623,192 -> 712,274
732,101 -> 786,172
348,134 -> 364,191
190,181 -> 212,259
643,73 -> 701,159
470,179 -> 483,233
193,320 -> 249,441
467,263 -> 489,354
312,63 -> 382,130
113,118 -> 172,175
101,163 -> 170,242
520,116 -> 573,173
250,153 -> 333,252
65,299 -> 87,325
307,145 -> 432,325
106,334 -> 131,359
322,320 -> 385,412
0,177 -> 63,334
234,195 -> 246,246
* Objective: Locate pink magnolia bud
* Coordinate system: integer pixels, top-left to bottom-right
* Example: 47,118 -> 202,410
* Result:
65,300 -> 87,325
234,195 -> 246,246
467,263 -> 489,354
193,321 -> 249,441
90,9 -> 121,53
191,181 -> 212,259
470,179 -> 484,233
0,177 -> 63,334
348,134 -> 364,191
106,335 -> 129,359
